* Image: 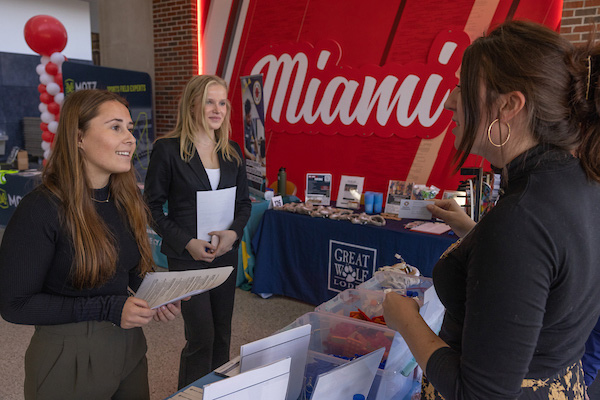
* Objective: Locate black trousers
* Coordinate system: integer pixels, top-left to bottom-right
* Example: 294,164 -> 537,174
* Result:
167,251 -> 238,389
24,321 -> 148,400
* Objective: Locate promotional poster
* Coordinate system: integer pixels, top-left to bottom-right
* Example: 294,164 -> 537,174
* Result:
240,74 -> 267,197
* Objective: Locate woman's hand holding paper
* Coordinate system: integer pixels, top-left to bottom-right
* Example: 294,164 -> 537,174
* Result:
426,198 -> 476,238
185,238 -> 217,262
208,230 -> 238,258
153,301 -> 183,322
121,297 -> 155,329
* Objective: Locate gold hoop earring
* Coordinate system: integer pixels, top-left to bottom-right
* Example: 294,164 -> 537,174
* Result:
487,119 -> 511,147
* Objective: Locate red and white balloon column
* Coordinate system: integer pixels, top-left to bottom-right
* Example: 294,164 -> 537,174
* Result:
23,15 -> 68,165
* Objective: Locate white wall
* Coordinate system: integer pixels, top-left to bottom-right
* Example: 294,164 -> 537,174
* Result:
0,0 -> 92,60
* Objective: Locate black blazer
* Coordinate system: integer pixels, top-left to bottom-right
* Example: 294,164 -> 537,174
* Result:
144,137 -> 251,260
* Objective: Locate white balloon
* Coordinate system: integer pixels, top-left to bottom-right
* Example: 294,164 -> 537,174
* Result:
48,121 -> 59,134
54,92 -> 64,105
39,73 -> 53,85
38,103 -> 48,113
46,82 -> 61,96
41,56 -> 50,65
41,111 -> 54,124
50,52 -> 65,66
41,141 -> 51,151
36,63 -> 46,76
43,149 -> 50,160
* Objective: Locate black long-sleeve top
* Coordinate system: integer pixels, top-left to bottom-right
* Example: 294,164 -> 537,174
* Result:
426,145 -> 600,399
0,186 -> 142,327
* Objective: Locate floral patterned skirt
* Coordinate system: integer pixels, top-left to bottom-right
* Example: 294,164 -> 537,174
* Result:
421,361 -> 586,400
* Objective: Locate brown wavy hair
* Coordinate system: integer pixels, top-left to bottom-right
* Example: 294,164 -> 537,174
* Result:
164,74 -> 241,165
42,89 -> 154,289
454,20 -> 600,182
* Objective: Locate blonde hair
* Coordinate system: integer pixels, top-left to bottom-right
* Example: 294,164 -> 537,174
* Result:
164,74 -> 241,164
42,89 -> 154,289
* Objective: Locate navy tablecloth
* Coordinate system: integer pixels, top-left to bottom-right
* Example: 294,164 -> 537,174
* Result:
251,210 -> 457,305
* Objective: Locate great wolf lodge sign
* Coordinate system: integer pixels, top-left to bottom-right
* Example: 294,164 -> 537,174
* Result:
218,0 -> 563,198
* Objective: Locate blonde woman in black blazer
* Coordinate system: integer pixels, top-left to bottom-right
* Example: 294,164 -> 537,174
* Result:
144,75 -> 251,388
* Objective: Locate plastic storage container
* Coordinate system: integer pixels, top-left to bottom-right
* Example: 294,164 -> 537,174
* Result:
315,288 -> 436,323
314,288 -> 445,368
281,312 -> 420,400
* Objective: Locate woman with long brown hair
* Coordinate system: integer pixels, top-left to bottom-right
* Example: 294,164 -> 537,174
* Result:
144,75 -> 251,388
383,21 -> 600,399
0,89 -> 182,400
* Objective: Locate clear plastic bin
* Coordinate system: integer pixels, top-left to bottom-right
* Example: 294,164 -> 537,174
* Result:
281,312 -> 418,400
315,287 -> 444,326
303,350 -> 420,400
368,366 -> 421,400
315,288 -> 405,322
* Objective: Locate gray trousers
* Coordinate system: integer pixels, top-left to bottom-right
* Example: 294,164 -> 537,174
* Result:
24,320 -> 149,400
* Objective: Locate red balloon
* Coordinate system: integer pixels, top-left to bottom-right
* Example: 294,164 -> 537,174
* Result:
47,102 -> 60,115
45,62 -> 58,75
37,84 -> 46,94
54,73 -> 63,85
42,130 -> 54,143
40,122 -> 48,132
40,92 -> 53,104
42,158 -> 48,167
23,15 -> 68,56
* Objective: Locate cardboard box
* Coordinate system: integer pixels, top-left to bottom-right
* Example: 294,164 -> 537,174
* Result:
0,134 -> 8,156
17,150 -> 28,170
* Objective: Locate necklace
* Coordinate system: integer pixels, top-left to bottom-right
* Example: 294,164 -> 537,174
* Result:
91,193 -> 110,203
196,133 -> 216,147
197,139 -> 215,147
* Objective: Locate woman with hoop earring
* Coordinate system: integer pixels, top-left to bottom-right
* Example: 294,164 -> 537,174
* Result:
383,20 -> 600,399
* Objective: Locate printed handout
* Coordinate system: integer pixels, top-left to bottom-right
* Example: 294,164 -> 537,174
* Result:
135,266 -> 233,309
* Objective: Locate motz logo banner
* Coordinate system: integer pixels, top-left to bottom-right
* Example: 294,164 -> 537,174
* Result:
328,240 -> 377,292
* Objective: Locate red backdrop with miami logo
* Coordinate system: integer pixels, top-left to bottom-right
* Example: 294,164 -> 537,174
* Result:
203,0 -> 563,200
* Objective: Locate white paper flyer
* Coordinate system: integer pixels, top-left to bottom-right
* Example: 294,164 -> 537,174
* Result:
135,266 -> 233,309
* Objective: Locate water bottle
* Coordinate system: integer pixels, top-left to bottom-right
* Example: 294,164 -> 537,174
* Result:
277,167 -> 287,196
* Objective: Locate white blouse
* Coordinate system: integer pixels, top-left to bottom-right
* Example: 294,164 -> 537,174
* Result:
205,168 -> 221,191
